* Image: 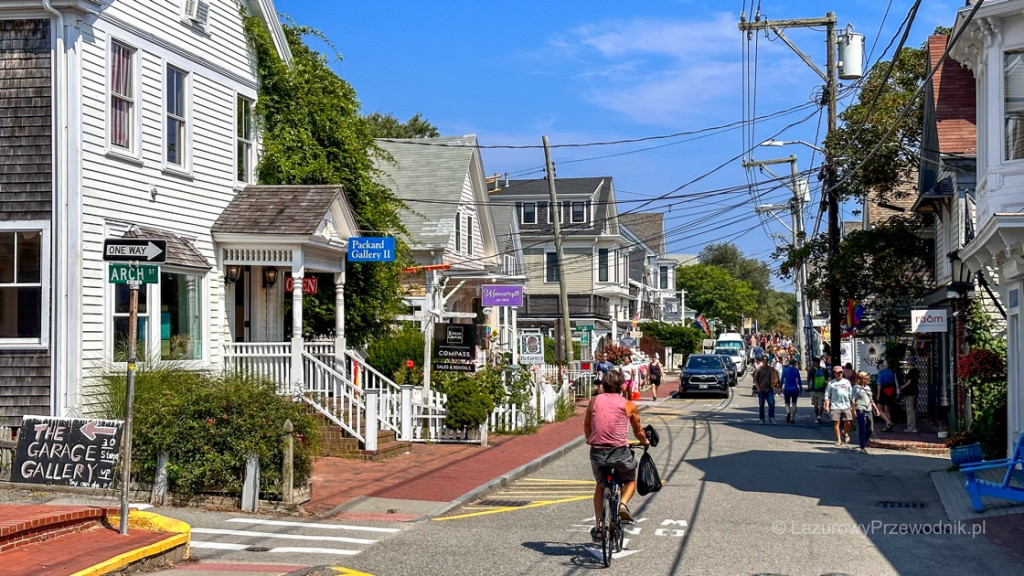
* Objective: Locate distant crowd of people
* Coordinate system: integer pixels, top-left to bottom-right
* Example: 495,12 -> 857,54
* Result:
751,354 -> 920,454
592,352 -> 664,401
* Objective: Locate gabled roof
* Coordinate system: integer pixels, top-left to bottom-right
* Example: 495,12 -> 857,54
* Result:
375,135 -> 497,257
619,212 -> 666,254
124,226 -> 210,269
246,0 -> 293,63
212,185 -> 356,240
490,177 -> 617,238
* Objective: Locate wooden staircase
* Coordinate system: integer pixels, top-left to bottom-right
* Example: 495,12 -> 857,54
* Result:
319,425 -> 411,461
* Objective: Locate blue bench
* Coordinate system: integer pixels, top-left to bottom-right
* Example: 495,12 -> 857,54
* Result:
961,431 -> 1024,512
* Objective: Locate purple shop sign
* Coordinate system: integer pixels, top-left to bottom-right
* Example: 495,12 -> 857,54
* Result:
482,284 -> 523,307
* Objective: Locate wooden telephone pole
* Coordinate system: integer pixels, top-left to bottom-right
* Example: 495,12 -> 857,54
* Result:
543,136 -> 573,365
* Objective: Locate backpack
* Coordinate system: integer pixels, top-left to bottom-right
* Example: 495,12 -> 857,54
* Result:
812,369 -> 827,391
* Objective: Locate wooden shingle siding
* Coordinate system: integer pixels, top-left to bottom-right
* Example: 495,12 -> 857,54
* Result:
0,351 -> 51,426
0,19 -> 52,221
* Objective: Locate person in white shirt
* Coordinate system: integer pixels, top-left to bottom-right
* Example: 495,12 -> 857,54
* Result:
823,365 -> 854,446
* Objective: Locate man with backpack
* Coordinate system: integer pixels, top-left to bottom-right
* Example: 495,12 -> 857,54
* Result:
808,357 -> 828,424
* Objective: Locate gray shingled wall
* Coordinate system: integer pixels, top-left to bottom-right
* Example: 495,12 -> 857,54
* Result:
0,19 -> 53,426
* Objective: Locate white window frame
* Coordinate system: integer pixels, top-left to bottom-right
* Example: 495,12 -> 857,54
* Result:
106,38 -> 140,161
108,265 -> 208,365
163,63 -> 192,174
236,94 -> 255,184
0,221 -> 50,349
521,202 -> 536,224
598,248 -> 609,283
467,215 -> 473,256
571,201 -> 585,223
455,212 -> 462,252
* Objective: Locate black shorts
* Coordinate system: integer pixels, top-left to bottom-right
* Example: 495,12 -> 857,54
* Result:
589,446 -> 637,486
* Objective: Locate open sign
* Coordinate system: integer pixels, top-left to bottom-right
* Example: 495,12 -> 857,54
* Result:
284,276 -> 318,294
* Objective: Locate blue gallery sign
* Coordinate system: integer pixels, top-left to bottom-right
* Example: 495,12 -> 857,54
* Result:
348,237 -> 396,262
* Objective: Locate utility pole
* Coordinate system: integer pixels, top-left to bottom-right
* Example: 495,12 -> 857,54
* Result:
739,12 -> 850,368
543,135 -> 574,365
743,154 -> 808,367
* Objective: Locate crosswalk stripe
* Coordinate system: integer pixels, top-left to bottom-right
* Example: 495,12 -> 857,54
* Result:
266,547 -> 361,556
189,542 -> 249,551
191,527 -> 377,545
226,518 -> 400,533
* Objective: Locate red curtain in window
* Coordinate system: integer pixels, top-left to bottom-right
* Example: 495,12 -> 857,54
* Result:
110,43 -> 132,149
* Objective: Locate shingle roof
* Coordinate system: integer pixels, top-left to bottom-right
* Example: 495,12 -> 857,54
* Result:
123,226 -> 210,269
375,136 -> 478,249
211,185 -> 343,235
490,177 -> 615,237
619,212 -> 665,254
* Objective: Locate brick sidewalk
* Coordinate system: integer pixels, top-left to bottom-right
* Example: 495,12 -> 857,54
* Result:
307,402 -> 589,518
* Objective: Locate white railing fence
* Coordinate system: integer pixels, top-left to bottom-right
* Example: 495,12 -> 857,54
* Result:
225,342 -> 292,394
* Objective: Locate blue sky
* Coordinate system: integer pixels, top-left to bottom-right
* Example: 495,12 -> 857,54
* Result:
272,0 -> 963,280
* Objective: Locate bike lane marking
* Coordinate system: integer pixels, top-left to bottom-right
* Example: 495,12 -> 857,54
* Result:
433,495 -> 591,521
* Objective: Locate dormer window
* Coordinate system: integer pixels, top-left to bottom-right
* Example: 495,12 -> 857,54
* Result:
522,202 -> 536,224
571,201 -> 585,223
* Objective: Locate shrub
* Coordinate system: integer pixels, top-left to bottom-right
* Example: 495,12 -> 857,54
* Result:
99,366 -> 319,497
554,392 -> 576,422
434,373 -> 494,430
367,325 -> 424,381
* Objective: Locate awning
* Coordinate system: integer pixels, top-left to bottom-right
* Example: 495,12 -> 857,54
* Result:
123,226 -> 210,269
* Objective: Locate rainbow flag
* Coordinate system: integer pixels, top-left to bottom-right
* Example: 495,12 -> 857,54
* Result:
843,299 -> 865,336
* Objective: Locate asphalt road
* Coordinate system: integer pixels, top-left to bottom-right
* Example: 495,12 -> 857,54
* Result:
330,373 -> 1021,576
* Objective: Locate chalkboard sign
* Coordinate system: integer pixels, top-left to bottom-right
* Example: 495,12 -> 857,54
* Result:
11,415 -> 123,489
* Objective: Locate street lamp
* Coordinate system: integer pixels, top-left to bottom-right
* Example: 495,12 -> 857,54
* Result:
761,139 -> 825,153
946,250 -> 975,299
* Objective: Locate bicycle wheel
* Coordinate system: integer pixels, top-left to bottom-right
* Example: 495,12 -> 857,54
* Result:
601,487 -> 612,567
611,486 -> 624,553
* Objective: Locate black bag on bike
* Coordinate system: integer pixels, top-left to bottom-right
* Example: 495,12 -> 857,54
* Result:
643,424 -> 660,447
636,449 -> 662,496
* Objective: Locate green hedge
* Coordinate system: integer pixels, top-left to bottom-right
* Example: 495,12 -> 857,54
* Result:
99,365 -> 319,497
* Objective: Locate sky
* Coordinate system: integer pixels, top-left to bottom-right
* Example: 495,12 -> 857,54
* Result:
272,0 -> 964,285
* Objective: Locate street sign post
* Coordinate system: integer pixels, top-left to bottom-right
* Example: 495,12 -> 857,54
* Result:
108,264 -> 159,284
103,239 -> 167,262
102,237 -> 166,535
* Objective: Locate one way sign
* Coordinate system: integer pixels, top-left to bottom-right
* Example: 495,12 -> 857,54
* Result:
103,239 -> 167,263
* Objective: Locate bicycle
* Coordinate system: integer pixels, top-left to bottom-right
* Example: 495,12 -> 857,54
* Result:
595,446 -> 642,567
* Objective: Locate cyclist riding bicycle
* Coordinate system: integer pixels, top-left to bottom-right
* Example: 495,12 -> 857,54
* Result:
584,368 -> 650,541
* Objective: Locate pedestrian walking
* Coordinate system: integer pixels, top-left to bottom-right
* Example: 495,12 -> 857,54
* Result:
594,352 -> 613,385
753,359 -> 776,424
781,359 -> 802,423
808,357 -> 828,424
823,365 -> 854,446
853,371 -> 877,453
901,359 -> 920,432
875,360 -> 898,431
648,356 -> 663,401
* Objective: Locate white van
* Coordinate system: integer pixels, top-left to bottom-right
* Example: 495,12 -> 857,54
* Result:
715,332 -> 747,374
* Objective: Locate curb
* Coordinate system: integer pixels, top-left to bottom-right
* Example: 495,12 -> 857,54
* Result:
71,510 -> 191,576
426,432 -> 589,519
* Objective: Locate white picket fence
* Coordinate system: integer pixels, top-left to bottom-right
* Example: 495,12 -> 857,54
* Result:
488,380 -> 574,435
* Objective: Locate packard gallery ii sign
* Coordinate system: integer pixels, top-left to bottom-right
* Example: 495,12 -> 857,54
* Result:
347,237 -> 396,262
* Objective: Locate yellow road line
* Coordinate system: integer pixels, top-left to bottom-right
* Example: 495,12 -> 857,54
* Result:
330,568 -> 377,576
434,495 -> 591,521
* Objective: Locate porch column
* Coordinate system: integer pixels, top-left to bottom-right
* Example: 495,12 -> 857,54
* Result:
334,270 -> 346,375
291,268 -> 304,388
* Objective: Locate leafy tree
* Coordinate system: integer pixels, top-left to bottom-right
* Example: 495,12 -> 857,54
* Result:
638,322 -> 704,355
675,264 -> 757,328
243,18 -> 410,346
826,42 -> 927,203
699,243 -> 788,330
779,214 -> 931,336
365,112 -> 440,139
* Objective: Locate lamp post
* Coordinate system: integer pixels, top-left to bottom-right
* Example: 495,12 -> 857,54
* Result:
947,250 -> 975,432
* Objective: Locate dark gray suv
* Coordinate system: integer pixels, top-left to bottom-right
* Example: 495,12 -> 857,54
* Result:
677,354 -> 731,398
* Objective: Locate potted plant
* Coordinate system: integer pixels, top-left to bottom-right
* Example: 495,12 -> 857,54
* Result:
945,428 -> 983,468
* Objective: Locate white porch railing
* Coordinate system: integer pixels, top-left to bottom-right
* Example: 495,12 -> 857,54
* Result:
225,342 -> 293,394
225,341 -> 446,448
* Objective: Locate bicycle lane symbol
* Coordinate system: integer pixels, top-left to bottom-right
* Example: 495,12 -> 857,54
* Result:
568,518 -> 689,559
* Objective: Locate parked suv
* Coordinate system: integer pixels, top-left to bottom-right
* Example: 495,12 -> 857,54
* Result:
712,348 -> 739,386
678,354 -> 731,398
714,346 -> 746,377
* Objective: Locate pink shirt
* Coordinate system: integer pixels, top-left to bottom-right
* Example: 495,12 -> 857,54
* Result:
588,393 -> 629,447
